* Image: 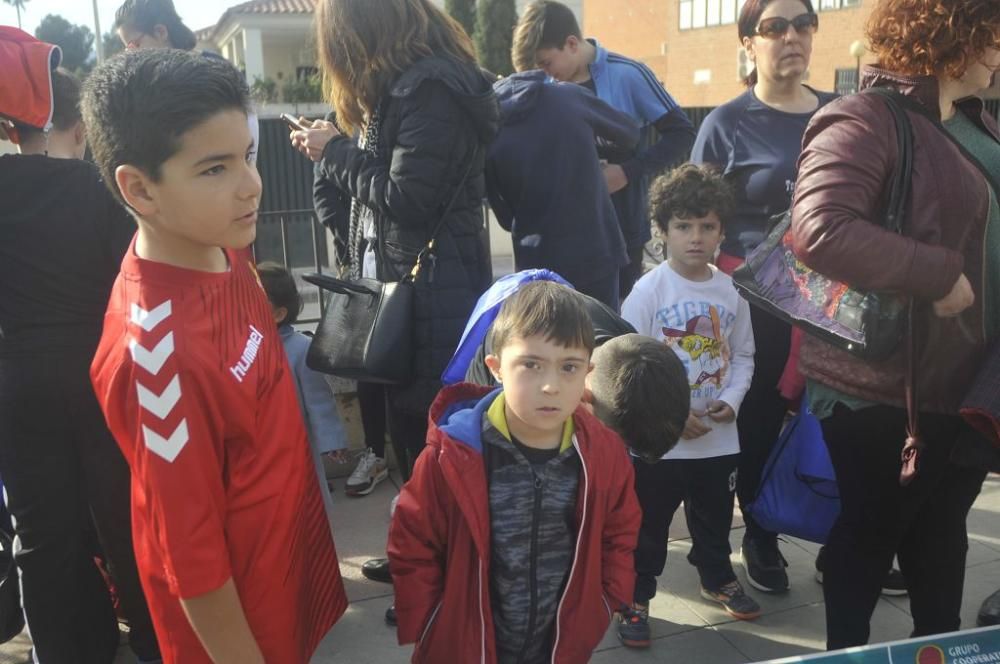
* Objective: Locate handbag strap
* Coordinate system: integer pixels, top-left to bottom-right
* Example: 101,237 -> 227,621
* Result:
406,145 -> 482,282
863,87 -> 924,484
863,87 -> 915,234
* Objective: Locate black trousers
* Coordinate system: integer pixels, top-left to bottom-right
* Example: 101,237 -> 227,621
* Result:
573,270 -> 620,313
385,394 -> 429,482
633,454 -> 740,603
0,354 -> 159,662
736,306 -> 792,543
357,381 -> 388,458
820,404 -> 986,650
618,245 -> 645,301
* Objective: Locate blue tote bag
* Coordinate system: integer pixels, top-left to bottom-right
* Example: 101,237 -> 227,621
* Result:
747,407 -> 840,544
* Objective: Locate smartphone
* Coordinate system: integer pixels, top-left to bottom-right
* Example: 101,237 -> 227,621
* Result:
280,112 -> 305,131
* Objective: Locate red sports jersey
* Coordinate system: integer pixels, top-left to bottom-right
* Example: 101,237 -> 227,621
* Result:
91,243 -> 346,663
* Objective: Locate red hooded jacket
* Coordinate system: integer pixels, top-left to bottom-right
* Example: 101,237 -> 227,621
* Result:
388,384 -> 641,663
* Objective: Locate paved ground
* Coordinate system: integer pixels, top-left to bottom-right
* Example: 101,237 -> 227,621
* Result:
4,416 -> 1000,663
305,472 -> 1000,664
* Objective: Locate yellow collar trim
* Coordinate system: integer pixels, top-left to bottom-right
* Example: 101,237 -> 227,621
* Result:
486,391 -> 574,453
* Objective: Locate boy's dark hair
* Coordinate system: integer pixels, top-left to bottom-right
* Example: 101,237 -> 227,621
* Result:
114,0 -> 198,51
491,281 -> 595,357
257,262 -> 302,326
81,49 -> 250,207
512,1 -> 582,72
649,162 -> 735,235
12,68 -> 81,138
589,334 -> 690,462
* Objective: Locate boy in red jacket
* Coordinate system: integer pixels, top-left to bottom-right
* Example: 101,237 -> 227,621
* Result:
83,49 -> 346,662
389,281 -> 641,663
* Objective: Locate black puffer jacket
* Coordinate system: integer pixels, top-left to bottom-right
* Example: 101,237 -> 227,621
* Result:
316,55 -> 499,415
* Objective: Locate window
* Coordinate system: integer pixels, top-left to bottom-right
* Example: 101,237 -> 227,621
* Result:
835,68 -> 858,95
707,0 -> 721,25
841,0 -> 861,6
680,0 -> 748,30
680,0 -> 693,29
721,0 -> 736,25
819,0 -> 840,9
692,0 -> 707,28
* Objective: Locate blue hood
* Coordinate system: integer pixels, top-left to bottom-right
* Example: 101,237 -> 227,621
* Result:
494,70 -> 548,125
441,269 -> 571,385
436,388 -> 504,455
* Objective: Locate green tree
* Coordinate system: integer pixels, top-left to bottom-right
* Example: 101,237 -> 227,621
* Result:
102,31 -> 125,59
35,14 -> 94,74
2,0 -> 29,30
474,0 -> 516,76
445,0 -> 476,38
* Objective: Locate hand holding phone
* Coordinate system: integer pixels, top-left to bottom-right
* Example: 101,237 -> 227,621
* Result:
280,113 -> 306,131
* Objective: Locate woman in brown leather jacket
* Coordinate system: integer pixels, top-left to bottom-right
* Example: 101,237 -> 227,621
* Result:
790,0 -> 1000,651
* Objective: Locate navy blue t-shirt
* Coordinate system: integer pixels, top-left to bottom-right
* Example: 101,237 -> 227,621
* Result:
691,87 -> 838,258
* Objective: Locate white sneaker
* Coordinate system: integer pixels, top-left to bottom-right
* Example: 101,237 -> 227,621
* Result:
345,448 -> 388,497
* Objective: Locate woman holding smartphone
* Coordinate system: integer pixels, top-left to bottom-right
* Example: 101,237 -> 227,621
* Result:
290,0 -> 496,478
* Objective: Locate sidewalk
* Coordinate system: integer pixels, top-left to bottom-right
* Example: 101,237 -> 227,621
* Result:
3,468 -> 999,663
310,472 -> 1000,663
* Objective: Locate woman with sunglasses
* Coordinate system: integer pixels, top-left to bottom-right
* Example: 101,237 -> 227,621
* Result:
691,0 -> 835,596
790,0 -> 1000,649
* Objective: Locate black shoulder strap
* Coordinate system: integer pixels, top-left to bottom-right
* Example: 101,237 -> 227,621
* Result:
407,145 -> 481,281
863,87 -> 914,235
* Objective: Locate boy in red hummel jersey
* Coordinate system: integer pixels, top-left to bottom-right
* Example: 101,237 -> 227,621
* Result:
82,50 -> 346,662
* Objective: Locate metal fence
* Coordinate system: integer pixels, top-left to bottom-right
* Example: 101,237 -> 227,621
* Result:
252,209 -> 333,324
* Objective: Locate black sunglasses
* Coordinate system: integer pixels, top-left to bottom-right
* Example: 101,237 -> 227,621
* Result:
754,13 -> 818,39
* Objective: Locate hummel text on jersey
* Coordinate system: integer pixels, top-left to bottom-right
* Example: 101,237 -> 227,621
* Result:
230,325 -> 265,383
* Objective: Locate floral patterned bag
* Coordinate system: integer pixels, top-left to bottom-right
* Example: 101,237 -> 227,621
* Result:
732,87 -> 913,361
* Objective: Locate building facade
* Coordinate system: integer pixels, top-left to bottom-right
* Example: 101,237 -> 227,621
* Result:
583,0 -> 998,108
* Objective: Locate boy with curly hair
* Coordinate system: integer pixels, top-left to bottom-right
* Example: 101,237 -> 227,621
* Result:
619,163 -> 758,646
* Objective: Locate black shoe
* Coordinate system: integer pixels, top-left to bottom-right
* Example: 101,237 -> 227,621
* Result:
362,558 -> 393,584
880,568 -> 907,597
740,535 -> 789,594
385,604 -> 397,627
701,580 -> 762,621
978,589 -> 1000,627
617,605 -> 650,648
815,548 -> 907,597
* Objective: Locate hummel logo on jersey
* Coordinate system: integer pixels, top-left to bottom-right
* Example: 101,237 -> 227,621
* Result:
230,325 -> 265,383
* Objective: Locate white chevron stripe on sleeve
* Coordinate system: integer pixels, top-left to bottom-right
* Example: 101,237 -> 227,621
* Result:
129,332 -> 174,376
130,301 -> 172,332
142,419 -> 189,463
136,375 -> 182,420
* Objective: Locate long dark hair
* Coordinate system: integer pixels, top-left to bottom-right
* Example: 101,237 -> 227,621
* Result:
114,0 -> 197,51
315,0 -> 477,133
738,0 -> 816,87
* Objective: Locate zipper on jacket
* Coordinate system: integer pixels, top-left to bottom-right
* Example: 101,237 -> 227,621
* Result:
516,471 -> 545,664
551,436 -> 588,663
419,602 -> 443,644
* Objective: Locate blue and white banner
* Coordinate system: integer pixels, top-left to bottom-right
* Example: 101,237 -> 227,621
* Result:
765,626 -> 1000,664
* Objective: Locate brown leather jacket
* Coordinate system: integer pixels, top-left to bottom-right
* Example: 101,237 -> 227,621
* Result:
790,67 -> 999,414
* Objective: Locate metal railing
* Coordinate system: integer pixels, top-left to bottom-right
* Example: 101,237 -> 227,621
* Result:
252,209 -> 332,325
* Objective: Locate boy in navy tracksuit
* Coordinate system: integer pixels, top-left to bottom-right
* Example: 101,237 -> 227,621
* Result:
512,0 -> 696,298
486,70 -> 640,310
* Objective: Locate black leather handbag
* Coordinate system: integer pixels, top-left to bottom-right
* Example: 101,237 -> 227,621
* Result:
731,87 -> 914,361
304,152 -> 478,384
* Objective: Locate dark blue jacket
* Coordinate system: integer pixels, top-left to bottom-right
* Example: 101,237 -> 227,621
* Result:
485,71 -> 638,286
